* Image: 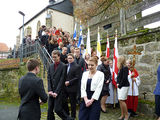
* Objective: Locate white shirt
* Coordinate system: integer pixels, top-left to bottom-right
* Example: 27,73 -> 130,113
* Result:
81,71 -> 104,100
128,70 -> 141,96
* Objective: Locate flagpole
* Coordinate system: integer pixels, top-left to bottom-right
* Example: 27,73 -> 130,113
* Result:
86,26 -> 91,56
113,29 -> 118,108
106,31 -> 109,58
97,26 -> 102,65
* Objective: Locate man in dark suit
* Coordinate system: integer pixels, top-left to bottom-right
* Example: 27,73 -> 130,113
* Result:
74,47 -> 86,72
74,47 -> 86,104
47,50 -> 72,120
18,59 -> 48,120
63,53 -> 81,119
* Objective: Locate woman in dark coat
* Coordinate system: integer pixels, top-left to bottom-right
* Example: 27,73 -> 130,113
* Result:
97,56 -> 111,113
48,36 -> 58,55
117,56 -> 129,120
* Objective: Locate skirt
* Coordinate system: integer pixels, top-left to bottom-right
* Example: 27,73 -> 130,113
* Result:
117,87 -> 129,100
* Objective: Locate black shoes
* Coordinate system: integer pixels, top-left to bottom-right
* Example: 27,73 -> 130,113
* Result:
128,109 -> 138,117
131,111 -> 138,117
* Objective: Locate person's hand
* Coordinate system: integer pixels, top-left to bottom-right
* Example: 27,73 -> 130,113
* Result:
48,91 -> 54,96
132,78 -> 136,82
85,100 -> 91,107
53,92 -> 58,98
39,99 -> 44,105
86,99 -> 94,107
84,97 -> 90,107
105,80 -> 109,84
131,72 -> 135,78
117,84 -> 119,87
65,81 -> 70,86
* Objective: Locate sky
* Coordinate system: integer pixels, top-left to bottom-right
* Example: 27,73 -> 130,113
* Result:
0,1 -> 159,49
0,0 -> 48,49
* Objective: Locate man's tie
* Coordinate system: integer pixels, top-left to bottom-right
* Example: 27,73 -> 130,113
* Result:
67,64 -> 70,74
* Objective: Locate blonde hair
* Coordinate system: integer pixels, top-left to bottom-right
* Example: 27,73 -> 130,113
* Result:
126,59 -> 134,71
126,59 -> 132,65
117,56 -> 126,69
89,57 -> 98,65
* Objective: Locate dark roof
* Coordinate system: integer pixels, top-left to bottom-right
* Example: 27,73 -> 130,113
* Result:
19,0 -> 73,29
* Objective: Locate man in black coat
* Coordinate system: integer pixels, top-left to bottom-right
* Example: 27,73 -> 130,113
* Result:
47,50 -> 72,120
74,47 -> 86,104
63,53 -> 81,119
18,59 -> 48,120
74,47 -> 86,72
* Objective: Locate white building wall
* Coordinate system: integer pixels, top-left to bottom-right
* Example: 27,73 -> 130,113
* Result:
50,9 -> 74,34
19,10 -> 48,41
19,9 -> 74,42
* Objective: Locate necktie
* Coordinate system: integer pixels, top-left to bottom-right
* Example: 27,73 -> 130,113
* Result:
67,64 -> 70,74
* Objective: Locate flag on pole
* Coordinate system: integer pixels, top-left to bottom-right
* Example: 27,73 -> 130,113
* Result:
97,27 -> 102,65
77,21 -> 83,48
86,27 -> 91,56
73,22 -> 77,40
112,29 -> 119,88
106,33 -> 110,58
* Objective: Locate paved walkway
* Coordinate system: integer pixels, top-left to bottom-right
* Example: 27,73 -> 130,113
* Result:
0,104 -> 155,120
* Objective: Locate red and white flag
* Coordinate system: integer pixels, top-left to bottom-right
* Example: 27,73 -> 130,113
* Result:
112,30 -> 119,88
106,34 -> 110,58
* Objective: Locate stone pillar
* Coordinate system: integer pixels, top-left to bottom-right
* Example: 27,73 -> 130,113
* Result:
120,8 -> 126,36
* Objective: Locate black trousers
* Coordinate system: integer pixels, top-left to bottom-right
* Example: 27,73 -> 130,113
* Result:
47,94 -> 69,120
63,92 -> 77,118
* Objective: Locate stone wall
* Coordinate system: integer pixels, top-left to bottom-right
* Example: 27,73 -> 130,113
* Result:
117,28 -> 160,102
88,27 -> 160,102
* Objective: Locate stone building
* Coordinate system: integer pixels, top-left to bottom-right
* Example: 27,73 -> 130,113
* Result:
19,0 -> 74,41
74,0 -> 160,104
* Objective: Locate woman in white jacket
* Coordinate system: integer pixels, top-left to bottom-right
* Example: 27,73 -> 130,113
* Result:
79,57 -> 104,120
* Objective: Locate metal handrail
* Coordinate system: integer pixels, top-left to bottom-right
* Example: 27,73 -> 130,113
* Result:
36,41 -> 53,71
16,40 -> 53,72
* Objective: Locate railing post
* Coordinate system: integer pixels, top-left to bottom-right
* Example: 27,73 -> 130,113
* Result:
20,44 -> 23,63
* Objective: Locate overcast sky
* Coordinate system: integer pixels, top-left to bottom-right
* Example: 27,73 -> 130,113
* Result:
0,1 -> 159,49
0,0 -> 48,48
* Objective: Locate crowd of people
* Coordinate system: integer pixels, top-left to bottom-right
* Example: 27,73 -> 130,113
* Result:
17,25 -> 160,120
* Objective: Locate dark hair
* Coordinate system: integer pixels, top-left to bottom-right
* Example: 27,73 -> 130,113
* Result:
67,53 -> 74,58
52,50 -> 60,56
27,59 -> 40,71
101,56 -> 109,62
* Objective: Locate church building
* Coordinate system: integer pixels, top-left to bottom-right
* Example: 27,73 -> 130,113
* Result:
19,0 -> 74,41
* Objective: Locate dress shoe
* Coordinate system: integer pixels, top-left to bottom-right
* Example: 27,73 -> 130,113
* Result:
132,111 -> 138,117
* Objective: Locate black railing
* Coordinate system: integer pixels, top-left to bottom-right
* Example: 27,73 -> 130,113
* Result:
36,41 -> 53,71
18,41 -> 53,72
